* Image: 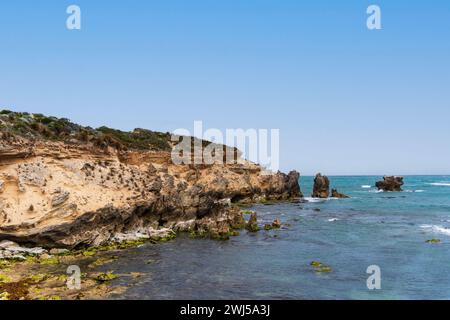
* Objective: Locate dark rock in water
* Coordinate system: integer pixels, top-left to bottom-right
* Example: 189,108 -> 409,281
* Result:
310,261 -> 332,273
375,176 -> 404,192
246,212 -> 260,232
286,171 -> 303,198
331,189 -> 350,198
312,173 -> 329,198
264,219 -> 282,231
272,219 -> 281,229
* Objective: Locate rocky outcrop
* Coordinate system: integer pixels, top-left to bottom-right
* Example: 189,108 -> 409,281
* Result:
0,113 -> 302,249
312,173 -> 329,198
331,188 -> 350,198
246,212 -> 259,232
375,176 -> 404,192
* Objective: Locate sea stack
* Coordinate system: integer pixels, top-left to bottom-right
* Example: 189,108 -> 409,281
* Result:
375,176 -> 404,192
312,173 -> 330,198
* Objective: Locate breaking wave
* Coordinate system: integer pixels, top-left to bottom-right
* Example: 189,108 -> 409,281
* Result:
427,182 -> 450,187
420,225 -> 450,237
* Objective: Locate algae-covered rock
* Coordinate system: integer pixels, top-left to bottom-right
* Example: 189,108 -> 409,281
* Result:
310,261 -> 332,273
246,212 -> 260,232
426,239 -> 441,244
94,271 -> 118,283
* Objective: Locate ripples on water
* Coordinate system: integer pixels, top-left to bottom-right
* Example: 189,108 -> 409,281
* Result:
100,176 -> 450,300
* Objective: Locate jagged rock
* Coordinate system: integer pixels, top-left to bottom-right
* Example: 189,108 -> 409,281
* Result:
286,171 -> 303,198
246,212 -> 259,232
312,173 -> 329,198
331,189 -> 350,198
51,189 -> 70,207
0,180 -> 4,193
375,176 -> 404,192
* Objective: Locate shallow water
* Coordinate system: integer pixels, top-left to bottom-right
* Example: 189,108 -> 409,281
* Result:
102,176 -> 450,300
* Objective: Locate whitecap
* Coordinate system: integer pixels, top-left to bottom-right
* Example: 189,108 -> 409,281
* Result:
361,185 -> 372,189
327,218 -> 339,222
427,182 -> 450,187
420,225 -> 450,236
303,197 -> 329,203
405,190 -> 425,193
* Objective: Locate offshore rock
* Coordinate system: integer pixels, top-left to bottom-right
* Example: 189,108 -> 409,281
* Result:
331,188 -> 350,198
375,176 -> 404,192
312,173 -> 330,198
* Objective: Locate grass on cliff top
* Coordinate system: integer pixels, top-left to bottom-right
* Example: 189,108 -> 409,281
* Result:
0,109 -> 172,151
0,109 -> 239,155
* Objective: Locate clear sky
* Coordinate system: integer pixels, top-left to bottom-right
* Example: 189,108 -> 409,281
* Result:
1,1 -> 449,175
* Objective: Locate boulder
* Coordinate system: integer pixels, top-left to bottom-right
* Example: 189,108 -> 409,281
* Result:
375,176 -> 404,192
0,180 -> 4,193
312,173 -> 329,198
331,188 -> 350,198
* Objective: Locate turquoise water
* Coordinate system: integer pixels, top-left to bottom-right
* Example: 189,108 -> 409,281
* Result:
106,176 -> 450,300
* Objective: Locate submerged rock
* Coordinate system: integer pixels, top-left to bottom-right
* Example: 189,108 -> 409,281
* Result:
310,261 -> 332,273
375,176 -> 404,192
312,173 -> 330,198
331,189 -> 350,198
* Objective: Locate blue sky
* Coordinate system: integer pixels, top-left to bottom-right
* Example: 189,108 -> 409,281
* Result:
1,1 -> 449,175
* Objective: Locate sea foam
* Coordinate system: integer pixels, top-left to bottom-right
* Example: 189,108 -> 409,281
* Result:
427,182 -> 450,187
304,197 -> 329,203
420,225 -> 450,236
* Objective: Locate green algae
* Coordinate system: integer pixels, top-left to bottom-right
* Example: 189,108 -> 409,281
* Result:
94,271 -> 118,283
311,261 -> 332,273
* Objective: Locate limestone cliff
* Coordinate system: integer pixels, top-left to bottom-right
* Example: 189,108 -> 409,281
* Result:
0,111 -> 302,248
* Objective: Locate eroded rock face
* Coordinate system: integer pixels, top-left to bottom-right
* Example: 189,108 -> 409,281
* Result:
312,173 -> 330,198
375,176 -> 404,192
331,189 -> 350,199
0,137 -> 302,248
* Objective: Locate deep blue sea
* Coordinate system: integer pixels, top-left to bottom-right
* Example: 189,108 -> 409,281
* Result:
105,176 -> 450,300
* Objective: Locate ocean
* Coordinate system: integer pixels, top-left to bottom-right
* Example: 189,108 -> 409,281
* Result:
103,176 -> 450,299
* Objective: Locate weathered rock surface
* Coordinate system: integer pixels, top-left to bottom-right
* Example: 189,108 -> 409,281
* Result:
375,176 -> 404,192
0,113 -> 302,249
331,188 -> 350,199
312,173 -> 330,198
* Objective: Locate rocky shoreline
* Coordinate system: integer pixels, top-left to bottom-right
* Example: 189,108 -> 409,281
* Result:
0,111 -> 406,300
